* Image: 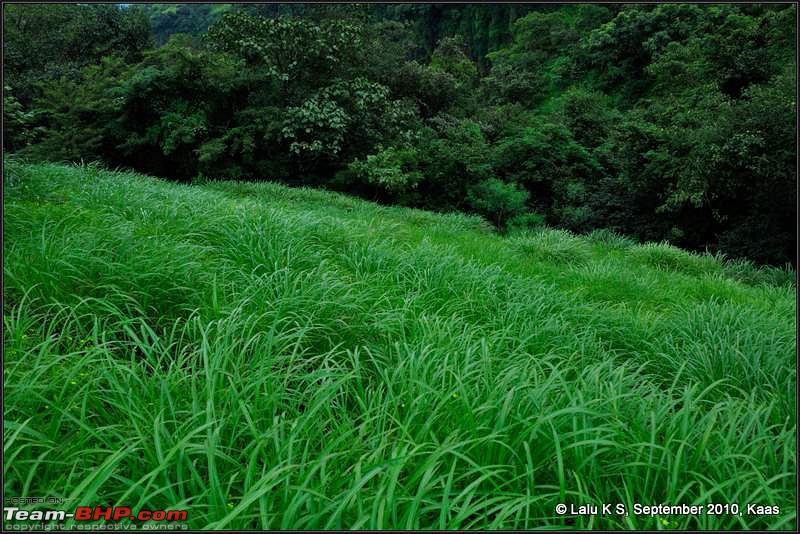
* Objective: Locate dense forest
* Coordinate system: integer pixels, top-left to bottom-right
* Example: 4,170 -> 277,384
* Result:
3,3 -> 797,265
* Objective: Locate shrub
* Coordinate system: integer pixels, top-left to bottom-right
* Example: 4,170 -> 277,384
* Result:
467,178 -> 529,228
348,144 -> 423,194
492,122 -> 603,228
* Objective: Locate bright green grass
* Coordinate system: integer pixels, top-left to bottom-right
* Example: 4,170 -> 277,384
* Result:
3,160 -> 797,530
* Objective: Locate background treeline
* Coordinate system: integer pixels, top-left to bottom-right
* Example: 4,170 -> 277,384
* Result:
3,3 -> 796,265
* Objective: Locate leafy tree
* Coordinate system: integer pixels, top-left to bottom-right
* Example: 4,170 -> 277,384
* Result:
348,144 -> 423,195
578,4 -> 708,98
387,61 -> 460,118
483,6 -> 613,106
557,86 -> 619,149
361,20 -> 421,87
144,4 -> 232,45
3,4 -> 151,104
206,12 -> 365,98
377,35 -> 480,119
282,78 -> 416,178
430,36 -> 478,88
493,123 -> 602,228
3,86 -> 39,152
109,37 -> 245,179
18,56 -> 132,163
467,178 -> 529,228
413,117 -> 495,211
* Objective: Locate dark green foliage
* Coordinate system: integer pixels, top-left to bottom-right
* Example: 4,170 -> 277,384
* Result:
371,4 -> 540,70
3,4 -> 151,105
391,61 -> 460,119
282,78 -> 413,168
3,86 -> 39,152
347,144 -> 423,195
205,12 -> 366,93
412,117 -> 495,211
493,123 -> 603,232
4,3 -> 795,265
482,6 -> 615,106
49,38 -> 252,180
143,4 -> 232,45
467,178 -> 529,228
18,56 -> 132,163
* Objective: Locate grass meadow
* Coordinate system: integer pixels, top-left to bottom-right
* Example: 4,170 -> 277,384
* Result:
2,160 -> 797,529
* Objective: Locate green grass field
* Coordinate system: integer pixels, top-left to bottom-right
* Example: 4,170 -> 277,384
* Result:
3,160 -> 797,530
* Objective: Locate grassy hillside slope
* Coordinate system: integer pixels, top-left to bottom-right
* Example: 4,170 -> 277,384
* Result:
3,161 -> 797,530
